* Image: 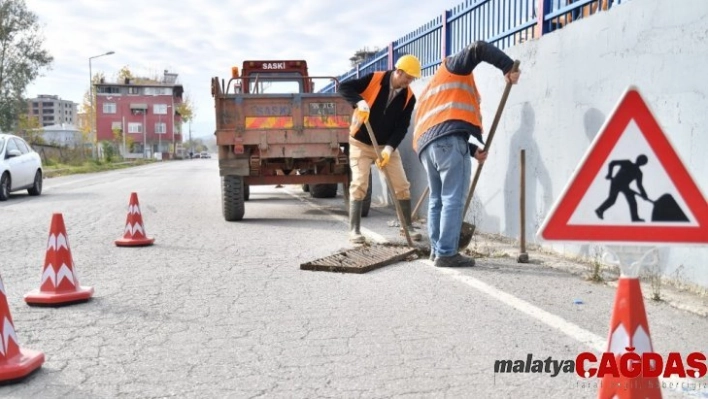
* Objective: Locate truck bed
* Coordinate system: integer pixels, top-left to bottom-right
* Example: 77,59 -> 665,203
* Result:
215,93 -> 352,159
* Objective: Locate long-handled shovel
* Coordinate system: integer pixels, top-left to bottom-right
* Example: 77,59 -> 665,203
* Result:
458,60 -> 521,251
364,120 -> 415,247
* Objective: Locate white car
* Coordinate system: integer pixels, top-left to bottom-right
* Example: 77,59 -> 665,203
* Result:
0,133 -> 43,201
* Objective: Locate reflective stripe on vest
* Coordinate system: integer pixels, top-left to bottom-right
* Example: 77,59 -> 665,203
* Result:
413,62 -> 482,151
360,71 -> 413,110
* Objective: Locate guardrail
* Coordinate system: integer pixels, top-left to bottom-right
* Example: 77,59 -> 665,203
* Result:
320,0 -> 628,93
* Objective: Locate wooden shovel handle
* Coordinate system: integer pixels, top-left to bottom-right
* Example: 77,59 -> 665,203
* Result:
463,60 -> 521,215
364,120 -> 414,247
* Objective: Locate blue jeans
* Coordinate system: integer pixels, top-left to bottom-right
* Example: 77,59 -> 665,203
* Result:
420,135 -> 472,258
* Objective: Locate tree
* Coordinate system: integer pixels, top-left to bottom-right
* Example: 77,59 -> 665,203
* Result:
79,71 -> 105,144
349,47 -> 379,68
16,113 -> 43,143
0,0 -> 53,131
174,93 -> 195,138
116,65 -> 133,82
175,93 -> 195,122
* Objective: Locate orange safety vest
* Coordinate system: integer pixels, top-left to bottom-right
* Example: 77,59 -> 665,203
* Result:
413,61 -> 482,151
360,71 -> 414,111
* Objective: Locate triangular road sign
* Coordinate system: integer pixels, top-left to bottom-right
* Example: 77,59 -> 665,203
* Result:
539,86 -> 708,244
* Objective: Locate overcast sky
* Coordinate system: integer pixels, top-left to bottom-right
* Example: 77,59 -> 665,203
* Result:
25,0 -> 463,138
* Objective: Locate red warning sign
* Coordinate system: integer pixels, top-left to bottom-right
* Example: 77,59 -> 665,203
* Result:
538,86 -> 708,244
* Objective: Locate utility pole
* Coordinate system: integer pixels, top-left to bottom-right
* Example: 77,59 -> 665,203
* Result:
143,109 -> 147,158
122,115 -> 126,157
158,112 -> 161,158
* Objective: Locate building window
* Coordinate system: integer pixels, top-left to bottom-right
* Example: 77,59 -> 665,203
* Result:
153,104 -> 168,114
144,87 -> 173,96
103,103 -> 117,114
97,86 -> 120,94
128,87 -> 140,95
128,123 -> 142,133
155,122 -> 166,134
111,121 -> 123,133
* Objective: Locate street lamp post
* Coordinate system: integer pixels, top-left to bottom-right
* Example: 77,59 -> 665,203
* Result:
89,50 -> 115,159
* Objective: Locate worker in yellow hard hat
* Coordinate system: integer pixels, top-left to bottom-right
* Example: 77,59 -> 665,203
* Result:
338,54 -> 422,244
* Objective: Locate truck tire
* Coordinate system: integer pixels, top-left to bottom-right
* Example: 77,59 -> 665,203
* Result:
362,174 -> 372,217
302,184 -> 309,192
222,175 -> 245,221
310,184 -> 337,198
244,184 -> 250,201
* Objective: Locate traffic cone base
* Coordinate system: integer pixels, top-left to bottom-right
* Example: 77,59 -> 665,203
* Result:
0,349 -> 45,384
1,274 -> 45,384
115,236 -> 155,247
115,192 -> 154,247
24,286 -> 94,306
25,213 -> 94,306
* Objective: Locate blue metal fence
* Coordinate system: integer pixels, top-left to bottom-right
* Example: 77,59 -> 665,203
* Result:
320,0 -> 628,93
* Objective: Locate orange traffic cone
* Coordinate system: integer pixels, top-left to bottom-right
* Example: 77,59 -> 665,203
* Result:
115,192 -> 154,247
0,274 -> 45,382
598,277 -> 662,398
24,213 -> 94,306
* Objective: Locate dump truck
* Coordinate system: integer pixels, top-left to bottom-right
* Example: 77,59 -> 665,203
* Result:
211,60 -> 372,221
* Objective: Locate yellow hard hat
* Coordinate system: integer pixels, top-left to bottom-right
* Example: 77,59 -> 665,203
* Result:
395,54 -> 421,78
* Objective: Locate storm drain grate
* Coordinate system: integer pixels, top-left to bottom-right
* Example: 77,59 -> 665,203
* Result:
300,245 -> 417,274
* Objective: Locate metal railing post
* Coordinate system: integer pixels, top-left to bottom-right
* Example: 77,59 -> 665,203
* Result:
442,10 -> 451,59
388,42 -> 395,69
536,0 -> 553,37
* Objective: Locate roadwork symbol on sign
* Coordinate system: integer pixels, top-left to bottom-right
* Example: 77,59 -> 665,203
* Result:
539,86 -> 708,244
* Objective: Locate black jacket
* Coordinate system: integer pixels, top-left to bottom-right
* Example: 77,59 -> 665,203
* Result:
338,70 -> 416,149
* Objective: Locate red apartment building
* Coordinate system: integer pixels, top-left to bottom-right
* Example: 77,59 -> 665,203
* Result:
94,70 -> 184,158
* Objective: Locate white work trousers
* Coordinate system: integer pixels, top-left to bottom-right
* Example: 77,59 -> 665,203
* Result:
348,137 -> 411,201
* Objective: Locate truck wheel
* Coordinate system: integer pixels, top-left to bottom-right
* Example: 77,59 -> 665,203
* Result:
310,184 -> 337,198
302,184 -> 309,192
222,175 -> 245,221
244,184 -> 250,201
362,174 -> 372,217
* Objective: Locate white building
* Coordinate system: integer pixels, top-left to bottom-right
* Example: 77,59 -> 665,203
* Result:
41,123 -> 82,147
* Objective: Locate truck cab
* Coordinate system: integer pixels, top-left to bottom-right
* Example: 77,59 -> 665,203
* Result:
236,60 -> 313,94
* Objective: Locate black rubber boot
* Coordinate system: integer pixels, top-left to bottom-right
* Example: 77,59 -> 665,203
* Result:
349,200 -> 365,244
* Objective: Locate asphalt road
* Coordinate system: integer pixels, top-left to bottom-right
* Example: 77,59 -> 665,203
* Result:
0,159 -> 706,398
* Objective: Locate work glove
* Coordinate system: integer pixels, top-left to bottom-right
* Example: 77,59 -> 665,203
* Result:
349,100 -> 370,136
375,145 -> 393,169
355,100 -> 370,121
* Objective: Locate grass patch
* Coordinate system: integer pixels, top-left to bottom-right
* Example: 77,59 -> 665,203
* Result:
586,260 -> 604,283
44,159 -> 155,177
